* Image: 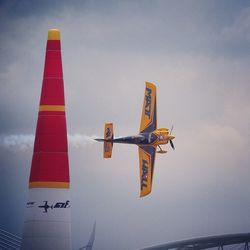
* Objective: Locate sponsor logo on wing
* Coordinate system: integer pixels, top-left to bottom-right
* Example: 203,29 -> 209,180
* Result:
141,159 -> 149,190
38,200 -> 70,213
145,87 -> 152,119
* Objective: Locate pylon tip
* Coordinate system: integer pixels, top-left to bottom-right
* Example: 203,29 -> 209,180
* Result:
48,29 -> 60,40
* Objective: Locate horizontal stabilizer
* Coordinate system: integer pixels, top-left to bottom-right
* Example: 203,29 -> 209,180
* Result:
95,138 -> 104,142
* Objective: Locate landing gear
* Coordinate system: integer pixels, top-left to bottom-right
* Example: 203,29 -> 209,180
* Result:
156,145 -> 167,154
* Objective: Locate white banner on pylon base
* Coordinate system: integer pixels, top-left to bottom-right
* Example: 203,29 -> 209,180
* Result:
21,188 -> 72,250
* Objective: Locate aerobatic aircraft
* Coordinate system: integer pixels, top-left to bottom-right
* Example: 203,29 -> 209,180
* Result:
96,82 -> 175,197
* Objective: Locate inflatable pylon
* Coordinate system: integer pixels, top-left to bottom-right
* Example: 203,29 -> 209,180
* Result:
21,29 -> 72,250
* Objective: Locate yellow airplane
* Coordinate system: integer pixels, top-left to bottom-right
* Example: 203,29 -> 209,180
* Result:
96,82 -> 175,197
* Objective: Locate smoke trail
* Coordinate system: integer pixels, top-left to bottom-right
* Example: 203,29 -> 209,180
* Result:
0,134 -> 98,151
67,134 -> 97,148
0,134 -> 34,151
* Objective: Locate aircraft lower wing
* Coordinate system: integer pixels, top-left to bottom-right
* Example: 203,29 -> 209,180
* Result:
138,145 -> 156,197
139,82 -> 157,133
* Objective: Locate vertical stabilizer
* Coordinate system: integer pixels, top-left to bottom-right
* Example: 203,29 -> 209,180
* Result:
21,29 -> 72,250
103,123 -> 113,158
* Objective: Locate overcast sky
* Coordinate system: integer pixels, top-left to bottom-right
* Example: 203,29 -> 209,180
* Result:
1,1 -> 250,249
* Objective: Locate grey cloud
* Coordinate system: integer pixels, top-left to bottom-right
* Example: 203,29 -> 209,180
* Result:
1,1 -> 250,250
222,6 -> 250,42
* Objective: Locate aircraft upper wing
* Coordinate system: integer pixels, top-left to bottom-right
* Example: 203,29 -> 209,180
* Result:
139,82 -> 157,133
138,145 -> 156,197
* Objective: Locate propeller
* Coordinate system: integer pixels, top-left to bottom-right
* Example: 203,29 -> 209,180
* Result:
170,125 -> 174,135
169,125 -> 175,150
170,139 -> 175,150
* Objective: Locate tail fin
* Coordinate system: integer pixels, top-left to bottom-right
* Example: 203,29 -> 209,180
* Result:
104,123 -> 113,158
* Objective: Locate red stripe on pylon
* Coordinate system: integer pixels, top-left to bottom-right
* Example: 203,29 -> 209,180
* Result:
46,40 -> 61,50
40,79 -> 65,105
30,152 -> 69,182
43,49 -> 63,79
29,29 -> 70,188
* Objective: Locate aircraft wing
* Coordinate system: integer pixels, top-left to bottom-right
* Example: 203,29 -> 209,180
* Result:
139,82 -> 157,133
138,145 -> 156,197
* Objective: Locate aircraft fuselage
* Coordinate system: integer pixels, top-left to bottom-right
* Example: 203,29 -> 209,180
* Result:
110,128 -> 175,147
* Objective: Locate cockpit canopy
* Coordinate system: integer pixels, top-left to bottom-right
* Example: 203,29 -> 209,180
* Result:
135,133 -> 158,144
